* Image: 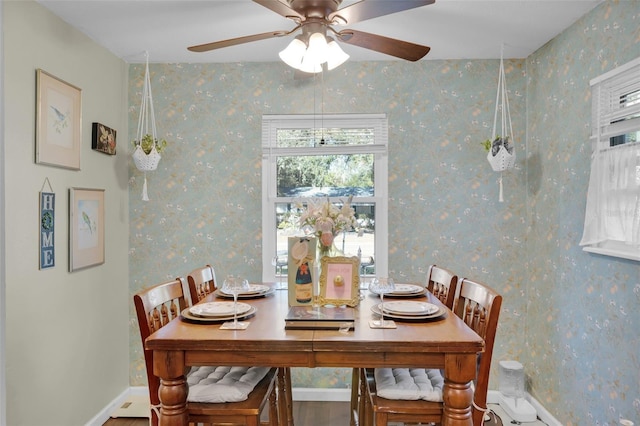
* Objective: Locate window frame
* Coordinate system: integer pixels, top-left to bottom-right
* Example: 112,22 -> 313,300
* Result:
581,56 -> 640,262
261,113 -> 389,281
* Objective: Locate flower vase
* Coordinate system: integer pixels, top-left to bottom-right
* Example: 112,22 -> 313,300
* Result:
318,241 -> 341,259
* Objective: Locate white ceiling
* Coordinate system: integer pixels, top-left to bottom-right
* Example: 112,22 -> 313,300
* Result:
37,0 -> 603,64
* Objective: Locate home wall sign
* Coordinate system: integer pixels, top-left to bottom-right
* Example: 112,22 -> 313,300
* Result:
39,178 -> 55,269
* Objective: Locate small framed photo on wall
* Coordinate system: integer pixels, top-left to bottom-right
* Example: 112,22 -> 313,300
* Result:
318,256 -> 360,307
91,122 -> 117,155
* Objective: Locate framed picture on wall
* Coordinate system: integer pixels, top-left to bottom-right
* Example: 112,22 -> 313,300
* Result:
318,256 -> 360,307
69,188 -> 105,272
36,69 -> 82,170
91,122 -> 117,155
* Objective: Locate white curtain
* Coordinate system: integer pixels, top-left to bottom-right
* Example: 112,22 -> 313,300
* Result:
580,143 -> 640,247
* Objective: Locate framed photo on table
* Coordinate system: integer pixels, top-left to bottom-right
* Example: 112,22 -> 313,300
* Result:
318,256 -> 360,307
36,69 -> 82,170
69,188 -> 105,272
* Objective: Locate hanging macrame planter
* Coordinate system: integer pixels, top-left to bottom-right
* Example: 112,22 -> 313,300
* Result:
487,48 -> 516,202
132,52 -> 163,201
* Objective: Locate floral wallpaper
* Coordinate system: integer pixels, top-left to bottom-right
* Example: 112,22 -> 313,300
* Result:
128,1 -> 639,423
524,1 -> 640,424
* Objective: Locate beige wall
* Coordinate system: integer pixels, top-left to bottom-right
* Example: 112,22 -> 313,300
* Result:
4,1 -> 130,425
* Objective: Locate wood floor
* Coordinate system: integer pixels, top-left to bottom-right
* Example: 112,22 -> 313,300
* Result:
103,401 -> 351,426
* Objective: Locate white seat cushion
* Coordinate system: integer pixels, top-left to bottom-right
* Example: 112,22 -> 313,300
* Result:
186,366 -> 270,403
374,368 -> 444,402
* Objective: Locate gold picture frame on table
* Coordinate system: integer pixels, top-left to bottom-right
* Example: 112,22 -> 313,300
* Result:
36,69 -> 82,170
69,188 -> 105,272
318,256 -> 360,307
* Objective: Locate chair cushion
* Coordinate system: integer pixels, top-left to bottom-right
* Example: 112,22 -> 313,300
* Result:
186,366 -> 270,403
374,368 -> 444,402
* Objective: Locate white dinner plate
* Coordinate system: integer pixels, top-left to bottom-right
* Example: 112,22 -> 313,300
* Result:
371,304 -> 445,321
382,301 -> 439,315
389,284 -> 424,294
220,284 -> 271,296
215,286 -> 275,299
189,301 -> 252,317
181,306 -> 257,323
370,283 -> 425,297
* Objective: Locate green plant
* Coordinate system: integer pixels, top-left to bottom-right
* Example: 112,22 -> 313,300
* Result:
133,133 -> 167,155
482,135 -> 512,155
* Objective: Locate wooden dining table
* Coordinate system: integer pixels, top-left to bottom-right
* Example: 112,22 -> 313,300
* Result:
144,284 -> 484,426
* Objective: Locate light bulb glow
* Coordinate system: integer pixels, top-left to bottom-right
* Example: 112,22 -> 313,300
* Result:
326,39 -> 349,70
279,32 -> 348,72
279,38 -> 306,69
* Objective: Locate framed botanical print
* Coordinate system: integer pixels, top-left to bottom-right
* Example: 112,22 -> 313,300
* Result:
36,69 -> 82,170
69,188 -> 105,271
318,256 -> 360,307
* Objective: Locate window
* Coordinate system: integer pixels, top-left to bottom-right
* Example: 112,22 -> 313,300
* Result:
261,114 -> 389,282
580,56 -> 640,261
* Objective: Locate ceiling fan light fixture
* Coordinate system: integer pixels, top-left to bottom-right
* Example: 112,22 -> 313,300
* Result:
304,32 -> 329,64
299,54 -> 323,74
326,38 -> 349,70
279,37 -> 307,69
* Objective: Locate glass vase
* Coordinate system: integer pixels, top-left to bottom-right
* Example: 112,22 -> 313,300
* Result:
317,235 -> 343,259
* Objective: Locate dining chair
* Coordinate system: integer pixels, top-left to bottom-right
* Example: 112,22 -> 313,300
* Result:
350,267 -> 458,425
426,264 -> 458,309
360,277 -> 502,426
134,277 -> 280,426
186,263 -> 216,306
186,265 -> 294,426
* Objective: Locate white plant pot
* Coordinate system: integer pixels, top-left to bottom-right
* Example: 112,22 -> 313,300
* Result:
487,146 -> 516,172
132,145 -> 161,171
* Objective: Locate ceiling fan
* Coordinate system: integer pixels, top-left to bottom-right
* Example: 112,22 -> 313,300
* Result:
188,0 -> 435,73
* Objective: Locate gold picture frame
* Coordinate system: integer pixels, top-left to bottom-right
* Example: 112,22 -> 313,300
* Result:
36,69 -> 82,170
318,256 -> 360,307
69,188 -> 105,272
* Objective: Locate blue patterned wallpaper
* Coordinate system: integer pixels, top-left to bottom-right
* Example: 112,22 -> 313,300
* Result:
129,1 -> 639,423
524,1 -> 640,424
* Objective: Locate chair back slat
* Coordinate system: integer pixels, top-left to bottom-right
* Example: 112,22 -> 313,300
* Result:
426,265 -> 458,309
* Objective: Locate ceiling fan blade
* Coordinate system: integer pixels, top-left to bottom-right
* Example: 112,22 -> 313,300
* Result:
329,0 -> 435,25
188,31 -> 285,53
338,29 -> 430,61
253,0 -> 304,21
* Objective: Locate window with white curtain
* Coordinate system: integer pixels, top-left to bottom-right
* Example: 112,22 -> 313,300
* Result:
261,114 -> 389,283
580,56 -> 640,261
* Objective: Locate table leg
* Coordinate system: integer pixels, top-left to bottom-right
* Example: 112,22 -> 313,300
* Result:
154,350 -> 188,426
277,368 -> 295,426
442,353 -> 476,426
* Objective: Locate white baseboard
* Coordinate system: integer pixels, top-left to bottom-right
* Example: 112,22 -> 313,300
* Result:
292,387 -> 352,402
89,387 -> 560,425
86,386 -> 350,425
85,387 -> 149,426
487,390 -> 561,426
